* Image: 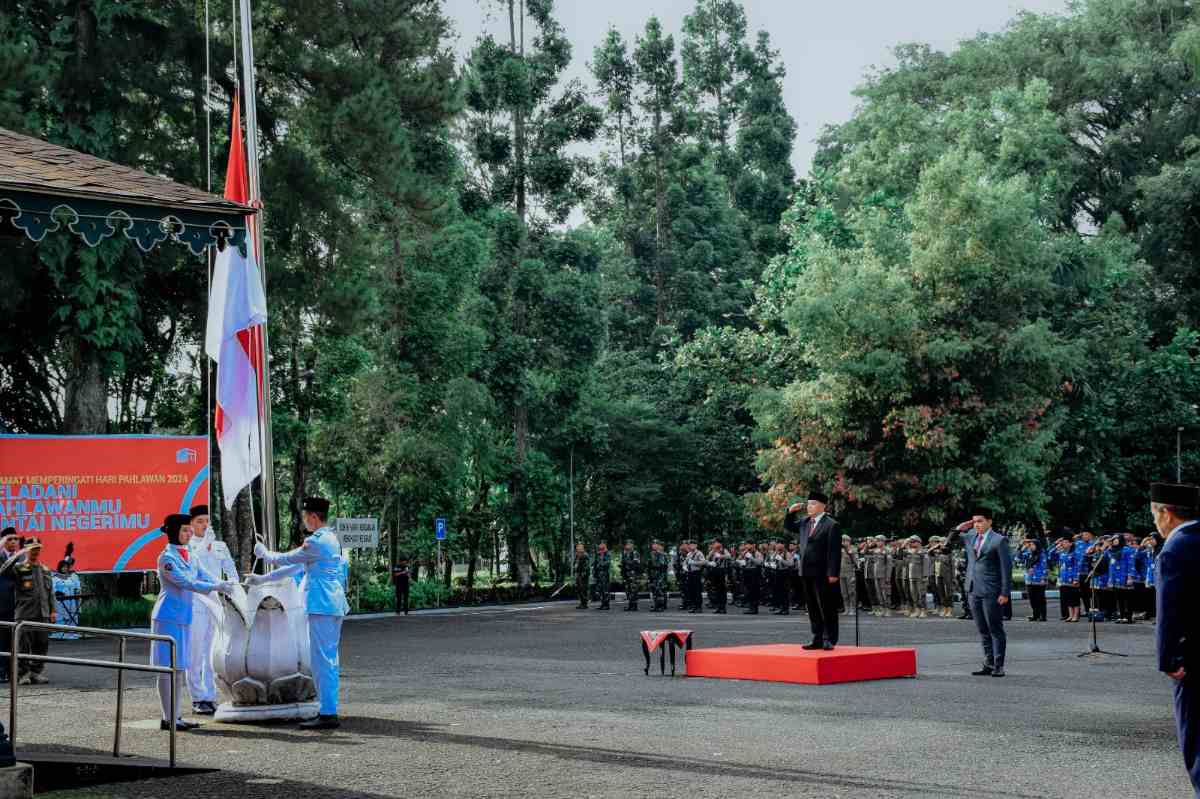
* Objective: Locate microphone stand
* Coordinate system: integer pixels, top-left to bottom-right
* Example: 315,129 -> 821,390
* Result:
1078,549 -> 1126,658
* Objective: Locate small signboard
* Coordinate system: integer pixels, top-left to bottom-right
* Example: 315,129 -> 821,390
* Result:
435,517 -> 447,541
335,517 -> 379,549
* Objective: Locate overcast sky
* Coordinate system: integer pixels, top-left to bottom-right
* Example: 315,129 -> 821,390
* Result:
442,0 -> 1072,175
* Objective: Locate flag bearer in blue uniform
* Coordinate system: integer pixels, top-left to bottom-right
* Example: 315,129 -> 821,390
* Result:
1151,482 -> 1200,797
151,514 -> 235,731
253,496 -> 348,730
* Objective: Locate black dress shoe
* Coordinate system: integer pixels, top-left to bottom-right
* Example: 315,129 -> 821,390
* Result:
743,609 -> 758,615
778,610 -> 790,615
299,714 -> 340,730
160,720 -> 199,731
822,642 -> 835,651
971,666 -> 994,676
193,702 -> 216,716
801,642 -> 824,651
991,668 -> 1006,677
714,608 -> 726,614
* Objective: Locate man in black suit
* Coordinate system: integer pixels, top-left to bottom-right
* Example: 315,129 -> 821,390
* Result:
784,490 -> 842,650
1152,481 -> 1200,796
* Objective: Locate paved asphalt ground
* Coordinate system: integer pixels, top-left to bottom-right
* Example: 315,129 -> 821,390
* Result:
16,599 -> 1187,798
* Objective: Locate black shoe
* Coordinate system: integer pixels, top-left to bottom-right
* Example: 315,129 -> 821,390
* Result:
743,609 -> 758,615
991,668 -> 1006,678
778,610 -> 790,615
801,642 -> 824,651
299,714 -> 340,730
958,613 -> 972,620
599,605 -> 610,610
160,720 -> 199,731
822,642 -> 835,651
714,608 -> 726,614
192,702 -> 216,716
971,666 -> 994,676
689,609 -> 701,614
1026,616 -> 1038,622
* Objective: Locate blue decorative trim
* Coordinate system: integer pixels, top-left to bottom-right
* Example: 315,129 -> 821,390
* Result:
0,189 -> 250,256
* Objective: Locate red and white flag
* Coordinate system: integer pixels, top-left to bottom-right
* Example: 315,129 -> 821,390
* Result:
206,96 -> 267,509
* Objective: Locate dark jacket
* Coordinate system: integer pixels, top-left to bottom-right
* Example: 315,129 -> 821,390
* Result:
785,512 -> 841,578
1158,520 -> 1200,674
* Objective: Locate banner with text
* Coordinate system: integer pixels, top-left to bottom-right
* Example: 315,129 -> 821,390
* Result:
0,435 -> 210,573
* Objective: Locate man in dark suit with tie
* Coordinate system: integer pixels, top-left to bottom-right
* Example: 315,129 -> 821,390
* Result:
951,507 -> 1013,677
1151,481 -> 1200,796
784,490 -> 842,650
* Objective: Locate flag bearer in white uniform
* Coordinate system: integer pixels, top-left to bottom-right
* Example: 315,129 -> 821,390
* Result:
185,504 -> 238,715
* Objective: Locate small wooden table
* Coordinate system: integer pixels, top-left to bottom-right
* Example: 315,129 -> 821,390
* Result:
640,630 -> 694,676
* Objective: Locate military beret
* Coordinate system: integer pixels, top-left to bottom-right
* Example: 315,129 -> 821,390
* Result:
1151,483 -> 1200,508
302,496 -> 331,514
188,504 -> 209,520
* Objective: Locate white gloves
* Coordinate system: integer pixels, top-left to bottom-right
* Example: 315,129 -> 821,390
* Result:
245,573 -> 267,587
253,541 -> 268,559
216,580 -> 237,595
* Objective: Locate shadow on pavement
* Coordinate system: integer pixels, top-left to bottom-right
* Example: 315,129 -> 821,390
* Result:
307,716 -> 1024,798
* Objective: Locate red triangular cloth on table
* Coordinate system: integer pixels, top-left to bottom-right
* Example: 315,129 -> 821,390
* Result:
640,630 -> 693,654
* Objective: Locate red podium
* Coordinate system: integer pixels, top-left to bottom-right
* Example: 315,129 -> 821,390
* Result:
684,644 -> 916,685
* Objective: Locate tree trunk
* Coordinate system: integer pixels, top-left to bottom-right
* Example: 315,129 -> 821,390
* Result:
63,337 -> 107,433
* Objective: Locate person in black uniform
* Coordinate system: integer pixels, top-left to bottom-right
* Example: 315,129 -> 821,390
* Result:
1152,482 -> 1200,796
392,555 -> 411,615
785,490 -> 842,650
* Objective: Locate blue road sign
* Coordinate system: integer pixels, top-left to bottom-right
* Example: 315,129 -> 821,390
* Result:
435,517 -> 447,540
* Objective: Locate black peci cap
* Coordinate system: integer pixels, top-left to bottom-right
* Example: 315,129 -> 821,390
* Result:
1151,483 -> 1200,508
302,497 -> 331,515
188,505 -> 209,520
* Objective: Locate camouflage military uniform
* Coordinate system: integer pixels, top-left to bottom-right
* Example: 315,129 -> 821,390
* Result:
592,550 -> 612,610
872,544 -> 892,617
648,549 -> 669,611
620,547 -> 642,611
572,551 -> 591,609
904,541 -> 931,617
892,546 -> 908,610
839,542 -> 857,613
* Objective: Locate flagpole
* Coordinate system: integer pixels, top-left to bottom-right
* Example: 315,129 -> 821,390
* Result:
238,0 -> 278,552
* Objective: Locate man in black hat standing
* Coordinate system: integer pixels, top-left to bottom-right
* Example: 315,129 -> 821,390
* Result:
1151,481 -> 1200,796
950,507 -> 1013,677
785,491 -> 842,650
